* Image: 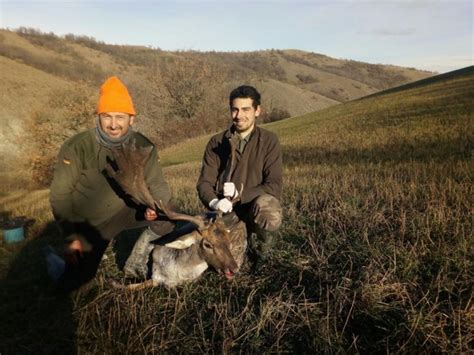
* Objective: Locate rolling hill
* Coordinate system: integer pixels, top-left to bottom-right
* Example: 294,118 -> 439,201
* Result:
143,63 -> 474,353
0,60 -> 471,353
159,66 -> 473,166
0,27 -> 433,182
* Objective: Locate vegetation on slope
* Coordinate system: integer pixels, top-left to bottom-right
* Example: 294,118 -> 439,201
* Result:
0,27 -> 434,187
0,61 -> 472,353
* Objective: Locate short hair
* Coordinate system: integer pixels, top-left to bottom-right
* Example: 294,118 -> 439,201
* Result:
229,85 -> 261,109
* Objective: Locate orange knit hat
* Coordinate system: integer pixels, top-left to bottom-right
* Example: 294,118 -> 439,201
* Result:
96,76 -> 136,115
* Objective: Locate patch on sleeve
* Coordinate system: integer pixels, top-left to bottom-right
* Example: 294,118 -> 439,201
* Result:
63,158 -> 72,165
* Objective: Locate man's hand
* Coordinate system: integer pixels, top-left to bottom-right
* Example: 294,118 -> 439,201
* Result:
144,208 -> 158,221
209,198 -> 233,213
64,239 -> 83,265
223,182 -> 239,199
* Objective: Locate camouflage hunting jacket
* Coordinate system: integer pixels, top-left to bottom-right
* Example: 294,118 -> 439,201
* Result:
50,128 -> 171,227
197,125 -> 283,207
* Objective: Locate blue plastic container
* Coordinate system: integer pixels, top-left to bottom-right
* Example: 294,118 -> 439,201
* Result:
3,226 -> 25,244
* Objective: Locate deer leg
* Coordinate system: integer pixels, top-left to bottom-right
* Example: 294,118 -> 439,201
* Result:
123,228 -> 158,279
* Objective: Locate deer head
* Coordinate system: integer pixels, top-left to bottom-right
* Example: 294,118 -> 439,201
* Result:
156,201 -> 239,278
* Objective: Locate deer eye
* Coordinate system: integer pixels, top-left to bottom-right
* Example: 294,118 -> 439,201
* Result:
203,241 -> 213,249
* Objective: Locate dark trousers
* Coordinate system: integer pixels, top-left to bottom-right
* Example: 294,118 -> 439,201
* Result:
233,194 -> 282,233
232,194 -> 283,260
57,207 -> 174,292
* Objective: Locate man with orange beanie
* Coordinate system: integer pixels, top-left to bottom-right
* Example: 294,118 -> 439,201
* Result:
46,76 -> 173,292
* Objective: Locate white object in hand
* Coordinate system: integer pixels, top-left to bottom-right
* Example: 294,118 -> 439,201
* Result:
209,198 -> 233,213
223,182 -> 239,199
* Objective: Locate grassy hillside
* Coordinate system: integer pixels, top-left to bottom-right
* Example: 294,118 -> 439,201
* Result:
0,67 -> 472,353
160,66 -> 473,166
0,28 -> 433,186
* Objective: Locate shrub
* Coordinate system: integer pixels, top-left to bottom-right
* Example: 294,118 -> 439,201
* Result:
296,73 -> 318,84
26,88 -> 96,187
262,107 -> 291,123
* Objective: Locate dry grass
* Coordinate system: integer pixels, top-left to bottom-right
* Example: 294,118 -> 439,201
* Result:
0,67 -> 472,353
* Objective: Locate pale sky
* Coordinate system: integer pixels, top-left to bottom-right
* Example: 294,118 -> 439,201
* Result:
1,0 -> 472,73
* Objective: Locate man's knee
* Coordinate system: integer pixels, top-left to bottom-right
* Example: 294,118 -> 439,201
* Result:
251,194 -> 282,232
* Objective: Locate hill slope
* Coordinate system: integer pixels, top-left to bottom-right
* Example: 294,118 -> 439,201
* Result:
155,62 -> 472,353
0,28 -> 433,178
160,66 -> 473,166
0,62 -> 471,353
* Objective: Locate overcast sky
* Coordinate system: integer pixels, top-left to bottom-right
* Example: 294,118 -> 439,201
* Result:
1,0 -> 472,73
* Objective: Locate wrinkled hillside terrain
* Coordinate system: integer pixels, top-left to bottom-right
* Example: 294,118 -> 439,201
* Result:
0,65 -> 472,354
0,28 -> 432,186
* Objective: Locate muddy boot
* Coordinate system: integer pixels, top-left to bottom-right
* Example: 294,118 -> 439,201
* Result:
249,226 -> 277,273
123,227 -> 160,279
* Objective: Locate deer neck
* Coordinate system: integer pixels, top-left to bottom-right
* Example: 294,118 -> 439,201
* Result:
177,242 -> 207,268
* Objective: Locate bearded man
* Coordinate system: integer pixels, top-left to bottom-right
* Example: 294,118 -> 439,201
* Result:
197,85 -> 283,271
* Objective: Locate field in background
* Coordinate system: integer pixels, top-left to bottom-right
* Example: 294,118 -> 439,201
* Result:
0,68 -> 472,353
0,27 -> 433,186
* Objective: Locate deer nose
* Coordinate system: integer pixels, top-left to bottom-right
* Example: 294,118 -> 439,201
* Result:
224,269 -> 235,279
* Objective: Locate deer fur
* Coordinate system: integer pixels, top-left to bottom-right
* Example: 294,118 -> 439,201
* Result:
113,218 -> 247,289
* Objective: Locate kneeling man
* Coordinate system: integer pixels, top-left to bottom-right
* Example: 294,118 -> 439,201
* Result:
47,76 -> 173,291
197,85 -> 283,271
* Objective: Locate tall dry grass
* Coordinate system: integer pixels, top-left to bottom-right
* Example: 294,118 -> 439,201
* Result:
0,67 -> 472,353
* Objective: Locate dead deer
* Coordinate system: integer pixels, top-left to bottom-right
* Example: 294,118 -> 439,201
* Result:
106,139 -> 247,289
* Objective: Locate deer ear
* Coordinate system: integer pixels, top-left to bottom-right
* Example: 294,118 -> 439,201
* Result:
165,234 -> 198,249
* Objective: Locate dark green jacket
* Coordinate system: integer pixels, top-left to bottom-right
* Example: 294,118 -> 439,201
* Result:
50,129 -> 170,227
197,126 -> 283,206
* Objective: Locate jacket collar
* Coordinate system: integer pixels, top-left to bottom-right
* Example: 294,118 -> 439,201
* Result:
225,125 -> 258,141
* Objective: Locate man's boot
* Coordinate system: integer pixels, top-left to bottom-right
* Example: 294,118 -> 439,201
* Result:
123,227 -> 160,279
249,225 -> 277,273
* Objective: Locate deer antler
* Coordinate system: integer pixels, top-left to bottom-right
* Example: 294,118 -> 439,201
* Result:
106,141 -> 209,231
155,200 -> 207,231
105,140 -> 156,209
